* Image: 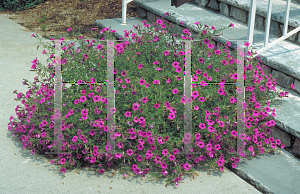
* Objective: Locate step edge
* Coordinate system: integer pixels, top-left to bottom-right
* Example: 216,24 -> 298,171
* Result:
224,161 -> 274,194
225,147 -> 300,194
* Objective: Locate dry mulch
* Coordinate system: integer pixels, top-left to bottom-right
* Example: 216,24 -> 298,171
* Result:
0,0 -> 140,39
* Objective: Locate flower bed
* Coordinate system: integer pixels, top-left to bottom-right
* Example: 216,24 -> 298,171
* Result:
7,12 -> 292,186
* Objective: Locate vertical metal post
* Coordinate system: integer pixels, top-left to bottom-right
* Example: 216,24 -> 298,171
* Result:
283,0 -> 291,36
247,0 -> 256,48
121,0 -> 134,25
264,0 -> 272,47
121,0 -> 127,25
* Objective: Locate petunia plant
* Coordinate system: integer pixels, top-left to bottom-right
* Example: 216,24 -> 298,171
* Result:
8,12 -> 293,186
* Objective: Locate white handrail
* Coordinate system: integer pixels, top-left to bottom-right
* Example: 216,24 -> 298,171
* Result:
253,25 -> 300,58
247,0 -> 300,58
121,0 -> 134,25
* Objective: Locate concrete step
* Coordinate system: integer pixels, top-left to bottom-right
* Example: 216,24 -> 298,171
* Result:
93,0 -> 300,193
191,0 -> 300,46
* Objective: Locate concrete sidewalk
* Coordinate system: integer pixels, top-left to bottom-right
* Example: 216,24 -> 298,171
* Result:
0,14 -> 262,193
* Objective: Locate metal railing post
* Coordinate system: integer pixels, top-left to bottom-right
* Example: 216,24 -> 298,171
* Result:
283,0 -> 291,36
253,25 -> 300,58
247,0 -> 300,59
121,0 -> 134,25
247,0 -> 256,48
264,0 -> 272,47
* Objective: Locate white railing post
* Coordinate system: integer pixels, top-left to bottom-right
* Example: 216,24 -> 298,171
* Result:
264,0 -> 272,47
248,0 -> 300,59
247,0 -> 257,50
253,25 -> 300,58
283,0 -> 291,36
122,0 -> 134,25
